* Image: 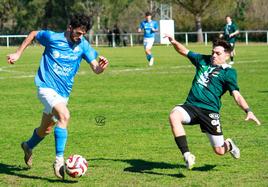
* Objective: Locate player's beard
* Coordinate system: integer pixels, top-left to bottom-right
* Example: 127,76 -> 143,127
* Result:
70,31 -> 81,43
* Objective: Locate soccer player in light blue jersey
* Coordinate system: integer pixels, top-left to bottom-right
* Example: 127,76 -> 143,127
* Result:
138,11 -> 158,66
7,14 -> 109,179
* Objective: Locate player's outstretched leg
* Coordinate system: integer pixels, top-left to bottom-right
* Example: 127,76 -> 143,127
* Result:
170,108 -> 195,170
226,138 -> 240,159
21,142 -> 33,168
21,128 -> 44,168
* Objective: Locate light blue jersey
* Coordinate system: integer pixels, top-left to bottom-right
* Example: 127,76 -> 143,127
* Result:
139,20 -> 158,38
35,30 -> 98,98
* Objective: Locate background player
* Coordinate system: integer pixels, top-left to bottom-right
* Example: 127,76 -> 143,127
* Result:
138,11 -> 159,66
220,15 -> 239,65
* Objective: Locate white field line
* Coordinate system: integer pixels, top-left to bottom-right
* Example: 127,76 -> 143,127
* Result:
0,60 -> 262,80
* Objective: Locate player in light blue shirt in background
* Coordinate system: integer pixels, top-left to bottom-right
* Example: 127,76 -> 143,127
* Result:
7,14 -> 109,179
138,12 -> 158,66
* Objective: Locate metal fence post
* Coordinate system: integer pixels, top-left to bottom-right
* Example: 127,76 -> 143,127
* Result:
7,36 -> 9,48
205,32 -> 208,46
185,33 -> 188,46
130,33 -> 133,47
95,34 -> 98,47
112,33 -> 115,47
267,31 -> 268,45
245,31 -> 248,45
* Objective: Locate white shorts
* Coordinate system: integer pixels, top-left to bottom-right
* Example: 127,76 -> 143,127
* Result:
171,106 -> 224,147
143,38 -> 155,49
37,87 -> 69,114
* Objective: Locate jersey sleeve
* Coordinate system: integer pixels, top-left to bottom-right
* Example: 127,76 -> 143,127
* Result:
36,30 -> 53,47
82,39 -> 99,64
233,22 -> 239,31
139,22 -> 144,29
225,68 -> 240,95
154,21 -> 159,30
187,51 -> 204,67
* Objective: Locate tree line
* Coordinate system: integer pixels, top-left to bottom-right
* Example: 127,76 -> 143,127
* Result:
0,0 -> 267,37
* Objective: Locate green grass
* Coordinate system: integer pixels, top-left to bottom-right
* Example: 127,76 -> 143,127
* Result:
0,44 -> 267,186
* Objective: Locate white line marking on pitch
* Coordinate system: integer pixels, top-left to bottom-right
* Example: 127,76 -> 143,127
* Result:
0,59 -> 264,80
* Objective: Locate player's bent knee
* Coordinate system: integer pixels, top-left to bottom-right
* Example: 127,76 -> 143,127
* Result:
58,112 -> 70,126
169,111 -> 183,126
213,147 -> 225,155
37,127 -> 52,137
145,49 -> 151,54
44,127 -> 53,135
169,111 -> 181,120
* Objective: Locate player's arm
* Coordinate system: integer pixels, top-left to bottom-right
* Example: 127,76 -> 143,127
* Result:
7,31 -> 38,64
229,25 -> 239,38
229,30 -> 239,38
90,56 -> 109,74
151,24 -> 158,32
232,90 -> 261,125
164,34 -> 189,57
151,28 -> 158,32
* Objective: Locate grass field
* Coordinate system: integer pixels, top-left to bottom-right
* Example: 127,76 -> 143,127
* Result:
0,44 -> 267,186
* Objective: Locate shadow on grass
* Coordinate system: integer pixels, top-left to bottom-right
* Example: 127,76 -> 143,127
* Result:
91,158 -> 185,178
0,163 -> 77,183
91,158 -> 215,178
192,164 -> 217,171
258,90 -> 268,93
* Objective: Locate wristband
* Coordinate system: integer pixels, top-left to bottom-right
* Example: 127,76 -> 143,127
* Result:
244,108 -> 251,113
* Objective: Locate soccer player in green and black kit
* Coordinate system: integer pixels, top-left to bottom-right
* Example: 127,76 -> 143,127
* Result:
221,15 -> 239,65
164,34 -> 260,170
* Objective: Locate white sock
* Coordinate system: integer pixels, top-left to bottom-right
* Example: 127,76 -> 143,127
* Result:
56,156 -> 64,162
183,152 -> 190,159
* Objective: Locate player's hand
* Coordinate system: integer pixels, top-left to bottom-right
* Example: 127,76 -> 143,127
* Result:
7,52 -> 20,64
98,56 -> 109,70
163,34 -> 176,44
245,111 -> 261,125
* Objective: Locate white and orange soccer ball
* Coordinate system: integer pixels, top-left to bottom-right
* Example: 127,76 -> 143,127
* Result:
65,155 -> 88,178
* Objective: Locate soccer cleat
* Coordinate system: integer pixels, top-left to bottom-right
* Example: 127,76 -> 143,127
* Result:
21,142 -> 33,168
184,153 -> 196,170
226,138 -> 240,159
149,57 -> 154,66
53,158 -> 65,179
229,61 -> 234,65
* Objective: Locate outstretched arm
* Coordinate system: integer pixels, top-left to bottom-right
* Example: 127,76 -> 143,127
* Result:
7,31 -> 38,64
232,90 -> 261,125
164,34 -> 189,57
90,56 -> 109,74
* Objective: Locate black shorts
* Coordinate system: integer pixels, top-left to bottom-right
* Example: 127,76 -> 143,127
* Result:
180,104 -> 223,135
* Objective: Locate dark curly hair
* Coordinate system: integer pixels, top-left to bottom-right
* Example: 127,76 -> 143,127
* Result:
213,39 -> 232,53
70,14 -> 93,32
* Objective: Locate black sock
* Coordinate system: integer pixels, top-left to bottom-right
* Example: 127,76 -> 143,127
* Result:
227,140 -> 233,151
230,56 -> 234,61
175,135 -> 189,155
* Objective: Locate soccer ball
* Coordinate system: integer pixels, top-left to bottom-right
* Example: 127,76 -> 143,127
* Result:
65,155 -> 88,178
